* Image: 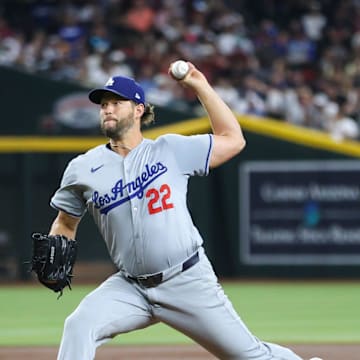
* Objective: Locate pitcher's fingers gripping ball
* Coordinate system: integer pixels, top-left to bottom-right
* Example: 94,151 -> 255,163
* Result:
30,232 -> 78,298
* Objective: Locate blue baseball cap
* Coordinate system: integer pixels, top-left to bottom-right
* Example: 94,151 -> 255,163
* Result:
88,76 -> 145,105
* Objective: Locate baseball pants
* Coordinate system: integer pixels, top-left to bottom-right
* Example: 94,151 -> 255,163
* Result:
57,247 -> 303,360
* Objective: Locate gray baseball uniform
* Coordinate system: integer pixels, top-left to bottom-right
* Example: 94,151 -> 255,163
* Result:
51,133 -> 302,359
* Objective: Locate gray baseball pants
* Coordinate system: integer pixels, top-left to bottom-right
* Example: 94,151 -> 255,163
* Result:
57,248 -> 303,360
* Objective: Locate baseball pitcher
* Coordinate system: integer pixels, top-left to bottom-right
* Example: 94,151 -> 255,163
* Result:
32,62 -> 306,359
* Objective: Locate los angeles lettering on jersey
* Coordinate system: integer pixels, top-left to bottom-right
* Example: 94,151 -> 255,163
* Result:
92,162 -> 168,214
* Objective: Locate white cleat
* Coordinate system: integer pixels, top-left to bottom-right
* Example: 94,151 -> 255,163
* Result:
309,358 -> 323,360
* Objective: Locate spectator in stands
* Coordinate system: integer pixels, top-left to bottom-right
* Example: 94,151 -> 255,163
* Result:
85,50 -> 133,87
325,94 -> 360,141
0,31 -> 23,66
285,86 -> 314,127
301,1 -> 327,42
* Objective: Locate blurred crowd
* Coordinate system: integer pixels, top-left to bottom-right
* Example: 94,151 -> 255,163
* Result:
1,0 -> 360,141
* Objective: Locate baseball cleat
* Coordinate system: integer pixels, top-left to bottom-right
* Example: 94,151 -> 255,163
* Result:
309,357 -> 323,360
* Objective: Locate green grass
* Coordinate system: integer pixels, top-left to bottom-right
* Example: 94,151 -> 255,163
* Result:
0,281 -> 359,346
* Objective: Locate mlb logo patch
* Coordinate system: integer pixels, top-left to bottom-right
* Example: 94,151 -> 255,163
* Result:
105,78 -> 115,86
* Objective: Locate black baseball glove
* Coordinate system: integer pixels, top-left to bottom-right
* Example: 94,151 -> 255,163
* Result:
30,232 -> 78,298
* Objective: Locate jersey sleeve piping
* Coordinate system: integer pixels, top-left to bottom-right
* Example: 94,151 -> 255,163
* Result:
205,134 -> 213,175
50,201 -> 83,218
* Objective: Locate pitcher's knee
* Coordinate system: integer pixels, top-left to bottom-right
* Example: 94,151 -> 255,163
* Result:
63,308 -> 93,339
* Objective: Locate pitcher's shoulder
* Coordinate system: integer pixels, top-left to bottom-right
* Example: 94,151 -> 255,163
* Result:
70,144 -> 107,165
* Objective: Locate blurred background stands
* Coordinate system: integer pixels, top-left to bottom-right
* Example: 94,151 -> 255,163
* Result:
0,0 -> 359,140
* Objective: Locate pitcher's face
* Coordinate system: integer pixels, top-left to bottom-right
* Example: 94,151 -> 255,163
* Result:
99,95 -> 136,139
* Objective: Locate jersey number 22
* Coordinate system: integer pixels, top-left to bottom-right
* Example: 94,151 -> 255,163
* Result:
146,184 -> 174,214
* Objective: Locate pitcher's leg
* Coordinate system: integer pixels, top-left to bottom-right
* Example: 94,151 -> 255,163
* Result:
263,342 -> 304,360
57,273 -> 154,360
151,251 -> 302,360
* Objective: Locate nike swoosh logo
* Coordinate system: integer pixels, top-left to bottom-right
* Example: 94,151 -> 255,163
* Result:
91,164 -> 104,173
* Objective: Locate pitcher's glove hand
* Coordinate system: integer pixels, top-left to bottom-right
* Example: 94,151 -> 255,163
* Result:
30,232 -> 78,298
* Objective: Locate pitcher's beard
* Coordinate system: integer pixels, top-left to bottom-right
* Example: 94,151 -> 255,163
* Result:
101,114 -> 134,140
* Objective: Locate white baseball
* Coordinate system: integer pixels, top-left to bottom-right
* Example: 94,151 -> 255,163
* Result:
171,60 -> 189,79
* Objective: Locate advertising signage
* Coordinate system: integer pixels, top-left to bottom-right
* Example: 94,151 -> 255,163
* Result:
239,161 -> 360,265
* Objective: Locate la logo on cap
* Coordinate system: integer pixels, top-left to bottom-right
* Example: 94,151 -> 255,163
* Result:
105,78 -> 114,86
135,93 -> 141,100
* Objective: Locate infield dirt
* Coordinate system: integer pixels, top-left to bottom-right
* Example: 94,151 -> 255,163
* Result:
0,344 -> 358,359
